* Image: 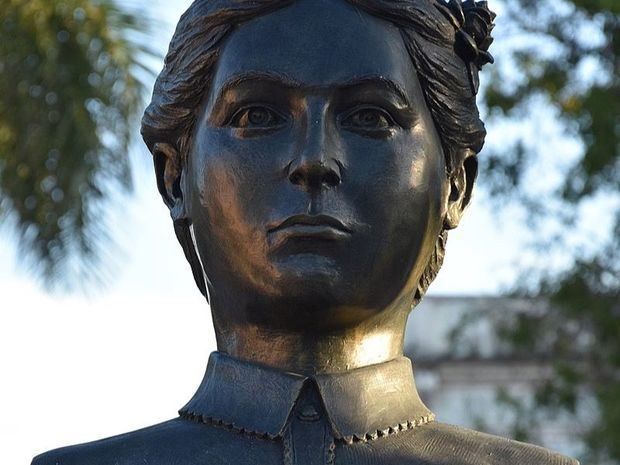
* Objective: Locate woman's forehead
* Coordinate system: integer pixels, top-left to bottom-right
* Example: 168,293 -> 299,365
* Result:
208,0 -> 420,101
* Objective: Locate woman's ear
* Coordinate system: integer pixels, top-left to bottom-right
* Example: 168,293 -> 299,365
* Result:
444,153 -> 478,230
153,142 -> 208,298
153,142 -> 183,210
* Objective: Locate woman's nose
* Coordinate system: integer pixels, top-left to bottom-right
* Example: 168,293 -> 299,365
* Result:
288,158 -> 341,191
287,104 -> 342,192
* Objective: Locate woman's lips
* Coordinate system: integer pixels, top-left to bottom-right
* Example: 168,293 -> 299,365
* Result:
267,214 -> 353,252
269,214 -> 352,233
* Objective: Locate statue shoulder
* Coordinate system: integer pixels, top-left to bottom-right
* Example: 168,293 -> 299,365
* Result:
351,421 -> 578,465
30,419 -> 184,465
30,418 -> 281,465
412,422 -> 579,465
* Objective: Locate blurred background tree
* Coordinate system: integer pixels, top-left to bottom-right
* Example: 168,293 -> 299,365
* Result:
0,0 -> 617,462
0,0 -> 154,288
476,0 -> 619,463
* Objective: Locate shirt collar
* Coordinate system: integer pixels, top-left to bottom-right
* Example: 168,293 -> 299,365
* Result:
180,352 -> 434,444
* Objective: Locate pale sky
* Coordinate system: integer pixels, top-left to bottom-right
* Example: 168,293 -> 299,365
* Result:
0,1 -> 582,463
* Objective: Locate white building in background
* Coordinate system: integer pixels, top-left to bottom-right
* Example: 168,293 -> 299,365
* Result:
405,296 -> 595,460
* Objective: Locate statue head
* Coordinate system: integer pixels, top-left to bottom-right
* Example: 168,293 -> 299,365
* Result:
141,0 -> 494,369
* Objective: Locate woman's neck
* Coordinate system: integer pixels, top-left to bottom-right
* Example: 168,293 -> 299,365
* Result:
215,310 -> 408,375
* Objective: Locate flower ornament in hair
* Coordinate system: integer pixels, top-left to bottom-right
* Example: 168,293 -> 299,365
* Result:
436,0 -> 496,95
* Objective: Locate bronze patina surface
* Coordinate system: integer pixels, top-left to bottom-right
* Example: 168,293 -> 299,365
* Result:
33,1 -> 579,464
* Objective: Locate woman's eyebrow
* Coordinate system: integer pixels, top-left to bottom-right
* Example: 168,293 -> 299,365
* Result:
211,71 -> 302,106
337,76 -> 412,108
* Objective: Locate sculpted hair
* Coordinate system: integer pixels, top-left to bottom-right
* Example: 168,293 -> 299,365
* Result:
141,0 -> 494,306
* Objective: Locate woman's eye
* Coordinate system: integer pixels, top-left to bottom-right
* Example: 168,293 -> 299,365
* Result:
230,106 -> 284,129
341,108 -> 395,131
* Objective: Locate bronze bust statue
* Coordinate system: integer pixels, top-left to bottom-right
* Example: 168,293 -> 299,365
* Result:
32,1 -> 579,464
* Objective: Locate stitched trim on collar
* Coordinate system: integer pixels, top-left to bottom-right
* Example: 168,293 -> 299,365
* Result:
180,409 -> 436,445
179,409 -> 280,441
338,413 -> 436,445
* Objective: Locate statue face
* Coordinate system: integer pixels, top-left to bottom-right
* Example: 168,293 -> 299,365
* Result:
184,0 -> 449,330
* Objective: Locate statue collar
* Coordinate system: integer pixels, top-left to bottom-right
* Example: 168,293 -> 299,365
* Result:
179,352 -> 435,444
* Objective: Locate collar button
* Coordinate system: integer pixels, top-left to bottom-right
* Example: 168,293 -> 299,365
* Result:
298,404 -> 320,422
